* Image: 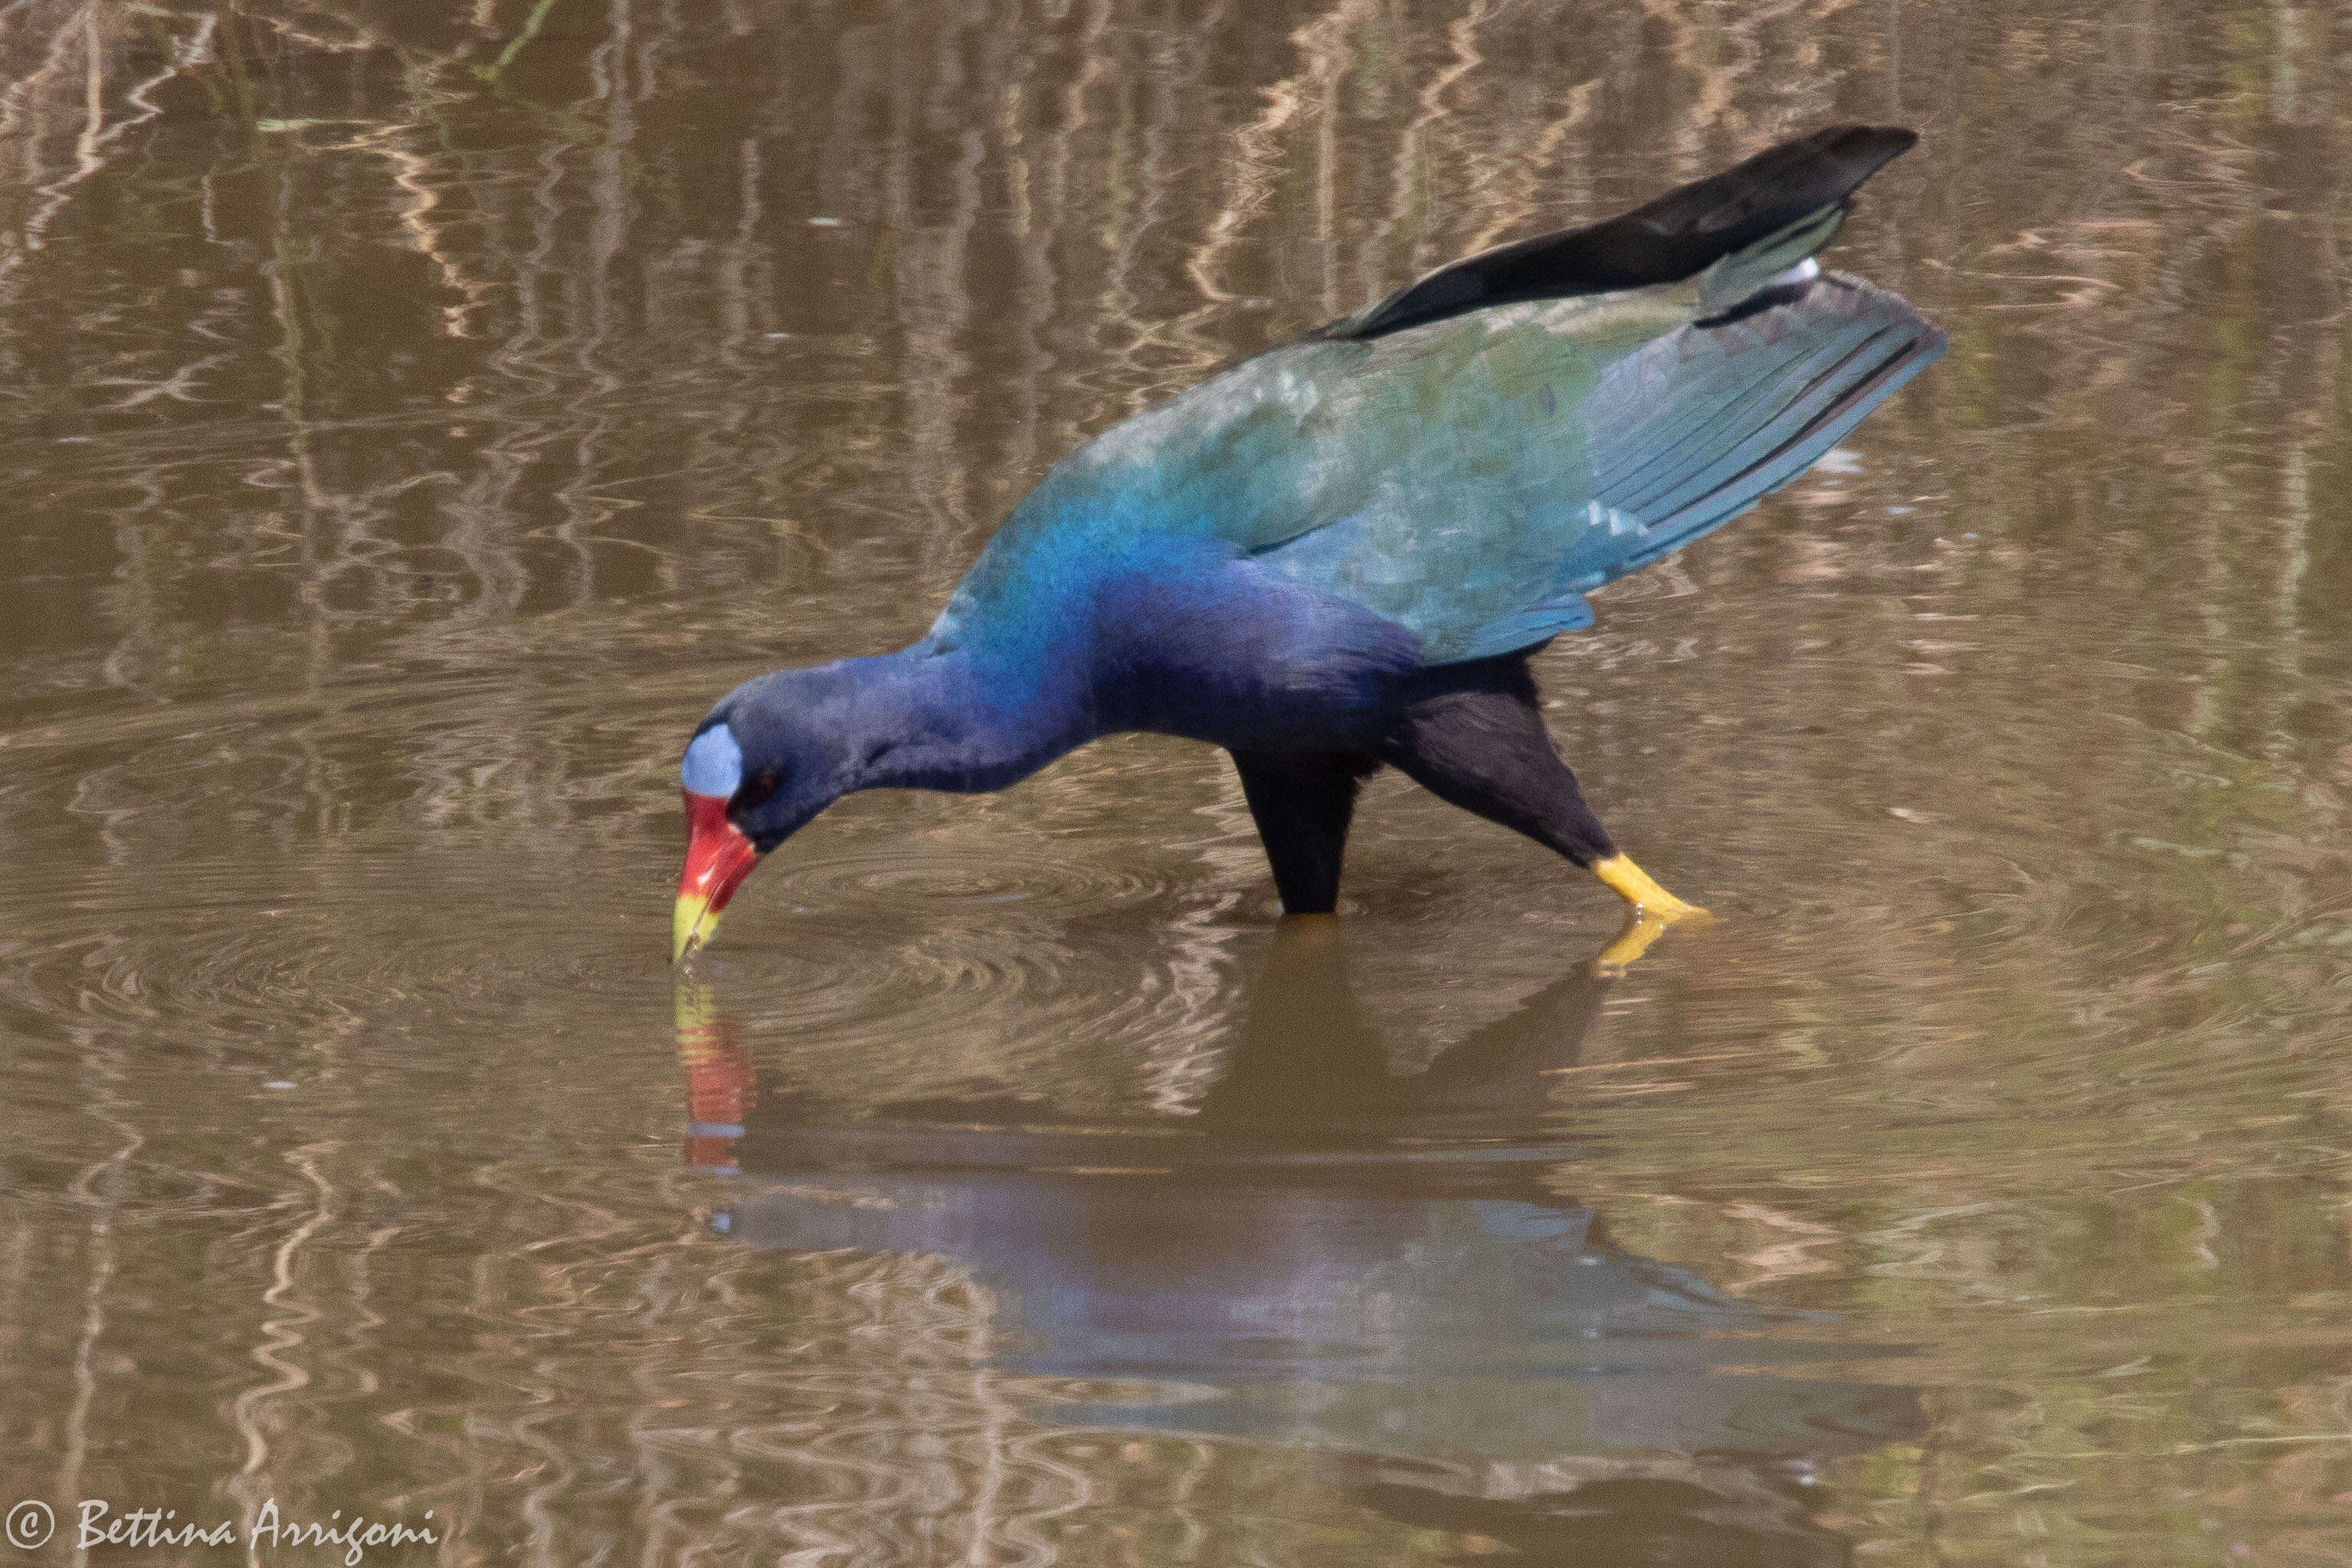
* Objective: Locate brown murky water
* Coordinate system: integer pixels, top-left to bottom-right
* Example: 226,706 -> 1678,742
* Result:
5,2 -> 2352,1562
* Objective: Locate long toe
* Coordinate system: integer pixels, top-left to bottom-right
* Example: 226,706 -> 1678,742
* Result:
1592,853 -> 1710,921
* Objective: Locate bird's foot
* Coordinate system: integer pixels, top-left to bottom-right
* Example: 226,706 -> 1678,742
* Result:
1590,853 -> 1708,922
1589,855 -> 1708,974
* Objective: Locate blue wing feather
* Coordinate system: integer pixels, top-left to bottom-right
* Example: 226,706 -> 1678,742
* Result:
1453,592 -> 1597,662
1541,277 -> 1944,608
1594,306 -> 1941,584
1597,306 -> 1890,512
1606,306 -> 1918,526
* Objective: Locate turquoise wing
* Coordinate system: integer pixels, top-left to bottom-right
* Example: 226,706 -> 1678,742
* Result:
936,266 -> 1939,665
929,127 -> 1942,665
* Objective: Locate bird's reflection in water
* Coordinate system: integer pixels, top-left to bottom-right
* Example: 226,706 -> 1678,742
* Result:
675,921 -> 1918,1564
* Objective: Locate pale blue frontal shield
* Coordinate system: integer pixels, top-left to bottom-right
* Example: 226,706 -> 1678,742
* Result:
682,723 -> 744,797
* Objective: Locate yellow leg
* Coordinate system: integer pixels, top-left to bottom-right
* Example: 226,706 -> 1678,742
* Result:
1591,854 -> 1708,921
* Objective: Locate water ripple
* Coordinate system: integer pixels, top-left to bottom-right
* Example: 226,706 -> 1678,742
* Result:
770,848 -> 1163,918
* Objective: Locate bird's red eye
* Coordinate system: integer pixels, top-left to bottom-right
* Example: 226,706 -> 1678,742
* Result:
731,771 -> 782,814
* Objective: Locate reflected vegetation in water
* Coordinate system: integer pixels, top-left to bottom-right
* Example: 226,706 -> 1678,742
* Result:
3,0 -> 2352,1563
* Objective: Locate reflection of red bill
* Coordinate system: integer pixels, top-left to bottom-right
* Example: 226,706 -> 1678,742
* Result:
676,980 -> 754,1170
673,789 -> 759,961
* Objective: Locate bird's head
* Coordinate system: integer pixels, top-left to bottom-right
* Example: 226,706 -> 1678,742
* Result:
672,665 -> 864,961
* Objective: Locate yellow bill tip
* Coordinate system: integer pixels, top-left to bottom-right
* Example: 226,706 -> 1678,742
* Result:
673,893 -> 722,964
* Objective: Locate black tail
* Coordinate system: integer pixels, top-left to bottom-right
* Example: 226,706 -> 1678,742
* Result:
1328,125 -> 1917,342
